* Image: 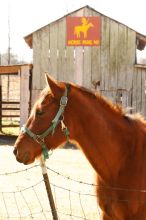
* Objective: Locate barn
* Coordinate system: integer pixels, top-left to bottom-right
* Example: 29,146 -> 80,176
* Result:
24,5 -> 146,117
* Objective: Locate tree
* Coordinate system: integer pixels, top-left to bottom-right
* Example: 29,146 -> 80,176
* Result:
0,51 -> 26,65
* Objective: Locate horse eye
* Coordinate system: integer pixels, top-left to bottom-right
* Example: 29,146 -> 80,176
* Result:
36,110 -> 44,116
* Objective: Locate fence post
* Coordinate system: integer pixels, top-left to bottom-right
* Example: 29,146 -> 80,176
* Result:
20,66 -> 30,128
40,156 -> 58,220
0,75 -> 2,131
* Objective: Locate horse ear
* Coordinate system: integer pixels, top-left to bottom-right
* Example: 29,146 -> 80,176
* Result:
45,73 -> 64,97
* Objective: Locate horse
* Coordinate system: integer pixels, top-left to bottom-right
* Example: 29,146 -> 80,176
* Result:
74,22 -> 94,38
14,74 -> 146,219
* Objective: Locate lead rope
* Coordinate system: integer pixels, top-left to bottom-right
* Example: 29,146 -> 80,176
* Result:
61,120 -> 70,142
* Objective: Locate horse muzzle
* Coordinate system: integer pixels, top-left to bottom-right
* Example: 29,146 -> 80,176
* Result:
13,148 -> 34,165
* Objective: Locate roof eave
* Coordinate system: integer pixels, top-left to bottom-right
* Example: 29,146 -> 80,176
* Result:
24,34 -> 33,49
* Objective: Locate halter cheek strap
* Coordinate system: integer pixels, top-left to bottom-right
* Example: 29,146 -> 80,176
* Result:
21,85 -> 70,160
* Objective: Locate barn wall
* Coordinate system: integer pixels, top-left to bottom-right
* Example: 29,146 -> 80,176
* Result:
132,66 -> 146,117
31,6 -> 146,116
32,7 -> 136,89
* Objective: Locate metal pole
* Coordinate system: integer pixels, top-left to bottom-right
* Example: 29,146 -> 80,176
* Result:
40,156 -> 58,220
8,0 -> 11,65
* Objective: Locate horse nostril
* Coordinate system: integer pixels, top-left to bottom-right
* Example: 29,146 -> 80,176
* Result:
13,148 -> 17,156
23,152 -> 30,164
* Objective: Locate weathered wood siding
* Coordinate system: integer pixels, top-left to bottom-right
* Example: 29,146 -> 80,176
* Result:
20,66 -> 30,127
32,6 -> 146,117
132,66 -> 146,117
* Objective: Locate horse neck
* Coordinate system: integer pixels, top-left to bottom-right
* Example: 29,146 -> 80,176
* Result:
66,87 -> 129,182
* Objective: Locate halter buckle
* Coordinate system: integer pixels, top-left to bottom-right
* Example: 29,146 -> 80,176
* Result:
36,135 -> 44,144
60,96 -> 68,106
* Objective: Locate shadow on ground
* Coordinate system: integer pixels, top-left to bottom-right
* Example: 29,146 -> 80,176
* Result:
0,135 -> 17,146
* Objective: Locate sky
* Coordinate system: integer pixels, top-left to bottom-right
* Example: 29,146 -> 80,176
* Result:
0,0 -> 146,63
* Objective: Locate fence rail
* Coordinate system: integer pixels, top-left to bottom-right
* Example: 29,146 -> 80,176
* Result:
0,100 -> 20,130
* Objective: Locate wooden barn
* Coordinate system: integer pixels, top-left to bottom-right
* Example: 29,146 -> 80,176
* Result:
24,5 -> 146,117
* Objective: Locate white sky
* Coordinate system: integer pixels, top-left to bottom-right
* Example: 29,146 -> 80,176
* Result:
0,0 -> 146,62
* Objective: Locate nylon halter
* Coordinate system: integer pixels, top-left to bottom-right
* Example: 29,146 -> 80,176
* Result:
21,85 -> 70,160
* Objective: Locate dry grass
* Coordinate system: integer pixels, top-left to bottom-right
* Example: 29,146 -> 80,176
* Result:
0,140 -> 101,220
1,120 -> 19,136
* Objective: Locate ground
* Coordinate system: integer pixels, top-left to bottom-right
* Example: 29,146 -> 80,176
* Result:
0,136 -> 101,220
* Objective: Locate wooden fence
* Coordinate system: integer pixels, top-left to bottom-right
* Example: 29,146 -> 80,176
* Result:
0,72 -> 20,132
0,64 -> 32,134
0,100 -> 20,130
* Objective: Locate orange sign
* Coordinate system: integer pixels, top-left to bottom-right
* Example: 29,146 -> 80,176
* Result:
66,17 -> 101,46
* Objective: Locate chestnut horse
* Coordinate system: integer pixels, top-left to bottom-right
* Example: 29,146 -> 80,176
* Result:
14,74 -> 146,219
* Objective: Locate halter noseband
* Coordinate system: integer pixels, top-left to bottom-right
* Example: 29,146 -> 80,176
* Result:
21,85 -> 70,160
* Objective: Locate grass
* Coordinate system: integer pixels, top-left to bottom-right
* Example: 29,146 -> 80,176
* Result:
0,142 -> 101,220
0,120 -> 19,136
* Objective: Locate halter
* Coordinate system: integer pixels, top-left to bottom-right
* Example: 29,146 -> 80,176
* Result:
21,85 -> 70,160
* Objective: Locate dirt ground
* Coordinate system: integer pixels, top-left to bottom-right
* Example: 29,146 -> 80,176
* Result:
0,136 -> 101,220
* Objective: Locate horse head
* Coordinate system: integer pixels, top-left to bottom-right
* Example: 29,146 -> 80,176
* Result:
14,74 -> 70,164
89,22 -> 94,28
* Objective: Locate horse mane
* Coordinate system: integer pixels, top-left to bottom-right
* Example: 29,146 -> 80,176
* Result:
72,83 -> 124,116
84,86 -> 146,123
37,82 -> 146,126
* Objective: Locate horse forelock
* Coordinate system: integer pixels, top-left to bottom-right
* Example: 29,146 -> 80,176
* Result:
30,87 -> 52,118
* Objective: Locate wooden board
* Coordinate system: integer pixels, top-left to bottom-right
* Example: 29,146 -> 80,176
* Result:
40,25 -> 50,88
132,68 -> 138,113
31,89 -> 42,107
82,7 -> 92,89
117,24 -> 127,89
57,17 -> 66,81
126,29 -> 136,90
141,69 -> 146,117
49,22 -> 58,79
91,10 -> 101,91
33,31 -> 42,90
108,20 -> 118,91
74,8 -> 84,86
136,68 -> 142,113
100,16 -> 110,90
0,65 -> 32,75
20,65 -> 30,127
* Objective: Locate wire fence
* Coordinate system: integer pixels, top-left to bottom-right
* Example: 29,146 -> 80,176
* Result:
0,145 -> 101,220
1,146 -> 146,219
0,165 -> 100,220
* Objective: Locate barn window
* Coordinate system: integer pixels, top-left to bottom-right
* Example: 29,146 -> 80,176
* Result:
136,35 -> 146,65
